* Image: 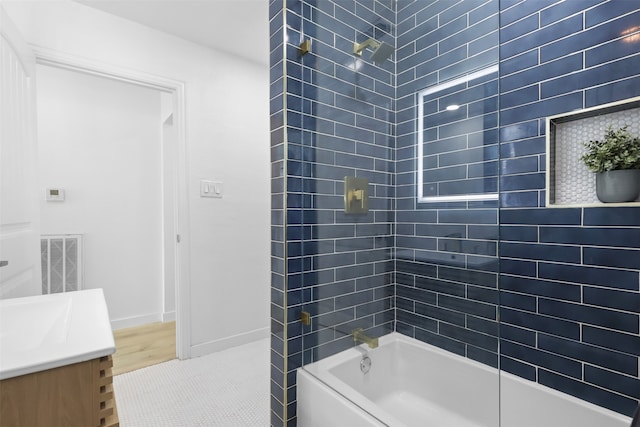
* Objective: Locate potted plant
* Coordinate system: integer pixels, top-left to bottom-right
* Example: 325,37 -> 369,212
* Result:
580,124 -> 640,203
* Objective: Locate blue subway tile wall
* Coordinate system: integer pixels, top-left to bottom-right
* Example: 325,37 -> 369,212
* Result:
395,0 -> 502,369
272,0 -> 640,424
498,0 -> 640,417
271,1 -> 396,425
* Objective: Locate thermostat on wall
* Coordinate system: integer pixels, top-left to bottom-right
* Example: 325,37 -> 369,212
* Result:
46,188 -> 65,202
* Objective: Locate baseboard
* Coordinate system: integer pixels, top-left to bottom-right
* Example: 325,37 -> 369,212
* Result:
190,327 -> 269,358
162,311 -> 176,322
111,313 -> 162,331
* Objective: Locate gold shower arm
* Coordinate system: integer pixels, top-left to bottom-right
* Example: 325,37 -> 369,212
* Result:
353,38 -> 381,56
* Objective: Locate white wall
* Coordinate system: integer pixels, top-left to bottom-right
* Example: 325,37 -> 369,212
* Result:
4,0 -> 271,355
37,65 -> 164,327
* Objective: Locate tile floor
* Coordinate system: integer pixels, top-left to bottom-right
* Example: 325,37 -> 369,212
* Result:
114,338 -> 270,426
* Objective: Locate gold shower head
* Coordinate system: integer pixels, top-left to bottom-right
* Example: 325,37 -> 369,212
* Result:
353,38 -> 394,65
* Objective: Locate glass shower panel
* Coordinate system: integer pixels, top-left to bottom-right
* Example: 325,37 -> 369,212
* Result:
283,0 -> 500,425
291,0 -> 397,365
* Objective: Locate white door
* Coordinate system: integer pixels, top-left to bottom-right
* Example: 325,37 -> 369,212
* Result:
0,6 -> 41,298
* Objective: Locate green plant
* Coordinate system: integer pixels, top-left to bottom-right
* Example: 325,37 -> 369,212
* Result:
580,125 -> 640,173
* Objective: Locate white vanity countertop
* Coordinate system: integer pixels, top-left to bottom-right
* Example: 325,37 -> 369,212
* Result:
0,288 -> 116,380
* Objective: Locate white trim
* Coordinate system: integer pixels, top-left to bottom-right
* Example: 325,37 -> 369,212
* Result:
31,46 -> 192,359
417,65 -> 499,204
420,194 -> 499,202
162,310 -> 176,322
190,327 -> 270,358
111,313 -> 163,331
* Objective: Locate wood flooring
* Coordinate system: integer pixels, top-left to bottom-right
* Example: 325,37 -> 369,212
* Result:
112,321 -> 176,376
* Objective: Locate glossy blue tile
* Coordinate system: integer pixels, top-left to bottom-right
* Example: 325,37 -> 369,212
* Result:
439,266 -> 497,288
500,290 -> 536,312
500,173 -> 545,191
499,225 -> 538,242
501,156 -> 540,175
499,121 -> 539,143
584,247 -> 640,270
586,0 -> 640,27
439,295 -> 496,320
440,323 -> 498,352
439,15 -> 498,54
502,340 -> 582,379
501,50 -> 539,75
415,327 -> 466,358
500,259 -> 537,277
538,263 -> 638,291
544,11 -> 640,63
415,276 -> 466,298
397,284 -> 437,305
500,356 -> 536,381
501,15 -> 582,59
542,55 -> 640,98
585,365 -> 640,399
584,287 -> 640,313
586,75 -> 640,107
500,191 -> 540,208
416,301 -> 467,327
540,0 -> 601,27
499,0 -> 556,27
396,236 -> 437,251
437,177 -> 498,197
583,207 -> 640,226
583,326 -> 640,357
500,208 -> 582,225
501,14 -> 538,43
539,298 -> 638,334
500,275 -> 581,302
502,92 -> 582,125
500,85 -> 539,109
540,227 -> 640,248
539,334 -> 638,377
335,289 -> 374,309
439,209 -> 498,225
539,369 -> 638,417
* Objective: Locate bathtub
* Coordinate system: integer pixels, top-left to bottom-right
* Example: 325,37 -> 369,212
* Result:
297,332 -> 631,427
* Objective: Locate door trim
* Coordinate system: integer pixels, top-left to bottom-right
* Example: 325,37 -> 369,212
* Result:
32,46 -> 192,359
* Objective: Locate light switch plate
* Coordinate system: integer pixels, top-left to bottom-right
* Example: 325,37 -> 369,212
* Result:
200,180 -> 223,198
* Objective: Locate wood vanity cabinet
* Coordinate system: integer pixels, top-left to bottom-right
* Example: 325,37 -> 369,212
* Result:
0,355 -> 119,427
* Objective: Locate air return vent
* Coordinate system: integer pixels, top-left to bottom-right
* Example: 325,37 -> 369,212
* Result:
41,234 -> 83,294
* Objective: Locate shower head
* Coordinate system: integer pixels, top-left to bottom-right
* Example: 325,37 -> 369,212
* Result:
353,38 -> 394,65
370,41 -> 394,65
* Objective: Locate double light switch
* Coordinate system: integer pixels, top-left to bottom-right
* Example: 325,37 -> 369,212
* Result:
200,180 -> 223,198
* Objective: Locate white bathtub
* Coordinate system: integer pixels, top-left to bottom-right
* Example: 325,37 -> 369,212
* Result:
297,332 -> 631,427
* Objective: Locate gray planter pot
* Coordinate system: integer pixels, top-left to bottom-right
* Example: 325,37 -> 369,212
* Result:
596,169 -> 640,203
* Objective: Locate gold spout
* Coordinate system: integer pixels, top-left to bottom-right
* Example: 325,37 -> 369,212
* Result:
352,328 -> 378,349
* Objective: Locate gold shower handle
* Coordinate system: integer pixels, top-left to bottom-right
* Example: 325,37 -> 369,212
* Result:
349,188 -> 365,208
344,176 -> 368,214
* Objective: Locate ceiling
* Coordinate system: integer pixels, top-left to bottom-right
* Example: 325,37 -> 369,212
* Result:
76,0 -> 269,65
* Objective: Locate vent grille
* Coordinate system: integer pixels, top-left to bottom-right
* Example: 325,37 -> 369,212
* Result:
41,234 -> 83,294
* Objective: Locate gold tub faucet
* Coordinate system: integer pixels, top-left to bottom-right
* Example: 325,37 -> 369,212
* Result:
352,328 -> 378,349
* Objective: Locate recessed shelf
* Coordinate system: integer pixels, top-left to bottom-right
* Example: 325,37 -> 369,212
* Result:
546,96 -> 640,208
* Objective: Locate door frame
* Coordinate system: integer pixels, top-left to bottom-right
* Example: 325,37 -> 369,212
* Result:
33,46 -> 192,359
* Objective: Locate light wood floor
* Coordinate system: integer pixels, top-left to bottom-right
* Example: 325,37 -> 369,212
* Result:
112,321 -> 176,376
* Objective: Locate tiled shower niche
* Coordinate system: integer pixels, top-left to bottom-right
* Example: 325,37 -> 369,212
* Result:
546,96 -> 640,207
